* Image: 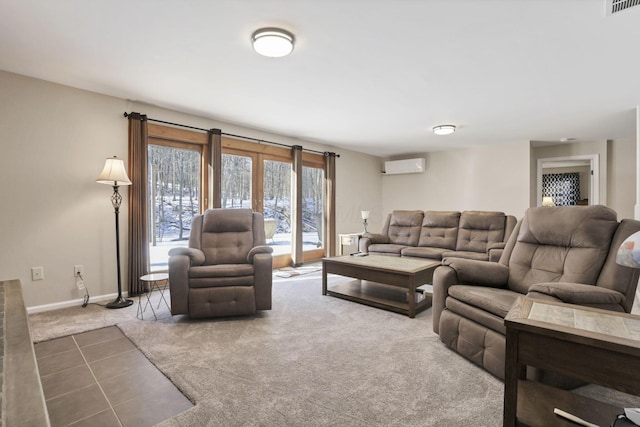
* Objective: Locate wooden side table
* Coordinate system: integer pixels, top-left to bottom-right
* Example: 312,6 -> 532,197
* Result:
338,233 -> 362,255
504,297 -> 640,427
137,273 -> 170,320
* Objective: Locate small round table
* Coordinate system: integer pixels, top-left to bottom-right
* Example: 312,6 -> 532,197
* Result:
137,273 -> 170,320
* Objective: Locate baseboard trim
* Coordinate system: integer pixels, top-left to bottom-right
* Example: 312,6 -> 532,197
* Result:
27,292 -> 131,314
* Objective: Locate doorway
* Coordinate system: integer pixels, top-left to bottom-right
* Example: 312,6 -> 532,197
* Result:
536,154 -> 599,206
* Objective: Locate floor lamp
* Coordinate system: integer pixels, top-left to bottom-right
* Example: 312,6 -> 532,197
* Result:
97,156 -> 133,309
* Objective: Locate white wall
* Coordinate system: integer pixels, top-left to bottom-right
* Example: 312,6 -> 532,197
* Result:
0,71 -> 381,309
381,142 -> 531,219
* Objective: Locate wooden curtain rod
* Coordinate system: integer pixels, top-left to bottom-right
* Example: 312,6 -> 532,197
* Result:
123,112 -> 339,157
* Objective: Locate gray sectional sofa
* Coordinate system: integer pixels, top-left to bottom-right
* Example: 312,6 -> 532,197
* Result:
358,210 -> 517,262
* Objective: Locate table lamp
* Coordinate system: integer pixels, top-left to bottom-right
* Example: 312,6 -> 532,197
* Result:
361,210 -> 369,233
542,197 -> 555,207
616,231 -> 640,268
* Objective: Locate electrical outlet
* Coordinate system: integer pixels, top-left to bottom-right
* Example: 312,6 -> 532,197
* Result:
31,266 -> 44,281
74,264 -> 84,277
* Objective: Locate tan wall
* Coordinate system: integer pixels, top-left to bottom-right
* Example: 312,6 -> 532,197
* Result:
0,71 -> 380,308
381,142 -> 531,219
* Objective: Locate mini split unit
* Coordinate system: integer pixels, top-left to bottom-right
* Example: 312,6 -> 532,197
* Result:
382,158 -> 426,175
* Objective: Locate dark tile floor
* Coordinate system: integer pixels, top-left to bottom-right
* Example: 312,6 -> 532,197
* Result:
34,326 -> 193,427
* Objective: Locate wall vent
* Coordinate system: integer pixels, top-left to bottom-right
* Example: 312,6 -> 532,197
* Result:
383,158 -> 425,175
606,0 -> 640,15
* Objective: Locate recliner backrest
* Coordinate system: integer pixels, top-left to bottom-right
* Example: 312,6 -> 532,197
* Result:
507,205 -> 619,294
455,211 -> 508,253
387,210 -> 423,246
190,208 -> 257,265
418,211 -> 460,249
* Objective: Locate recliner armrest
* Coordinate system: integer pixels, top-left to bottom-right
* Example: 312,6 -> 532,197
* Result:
442,257 -> 509,287
247,245 -> 274,263
168,247 -> 205,266
527,282 -> 625,306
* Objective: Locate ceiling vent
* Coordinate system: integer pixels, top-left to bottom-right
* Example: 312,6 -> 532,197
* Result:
606,0 -> 640,15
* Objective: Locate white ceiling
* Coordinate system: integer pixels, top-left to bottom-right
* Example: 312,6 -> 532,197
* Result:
1,0 -> 639,157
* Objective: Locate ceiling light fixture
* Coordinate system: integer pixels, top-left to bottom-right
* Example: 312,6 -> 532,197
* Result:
432,125 -> 456,135
251,27 -> 295,58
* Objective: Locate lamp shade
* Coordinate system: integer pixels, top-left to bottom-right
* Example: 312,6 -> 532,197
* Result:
541,197 -> 555,207
252,28 -> 295,57
361,210 -> 370,220
96,156 -> 131,186
616,231 -> 640,268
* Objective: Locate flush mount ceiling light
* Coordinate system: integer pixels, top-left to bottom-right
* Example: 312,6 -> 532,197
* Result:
251,27 -> 295,58
432,125 -> 456,136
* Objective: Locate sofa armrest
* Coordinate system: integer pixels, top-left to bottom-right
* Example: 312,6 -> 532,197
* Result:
253,252 -> 273,310
432,258 -> 509,334
442,257 -> 510,287
363,233 -> 389,244
527,282 -> 625,308
168,253 -> 191,315
168,247 -> 205,266
247,245 -> 274,263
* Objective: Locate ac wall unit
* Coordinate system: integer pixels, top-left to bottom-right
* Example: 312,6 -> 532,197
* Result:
383,158 -> 425,175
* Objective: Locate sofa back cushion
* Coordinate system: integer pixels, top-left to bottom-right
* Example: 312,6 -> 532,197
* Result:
508,205 -> 618,294
418,211 -> 460,249
197,208 -> 255,265
387,210 -> 424,246
455,211 -> 507,253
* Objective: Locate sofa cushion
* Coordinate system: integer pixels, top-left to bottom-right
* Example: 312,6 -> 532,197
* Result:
508,206 -> 619,294
455,211 -> 507,253
441,251 -> 489,261
201,209 -> 255,264
387,210 -> 424,246
190,264 -> 254,278
401,246 -> 448,259
448,285 -> 519,319
368,244 -> 406,256
417,211 -> 460,249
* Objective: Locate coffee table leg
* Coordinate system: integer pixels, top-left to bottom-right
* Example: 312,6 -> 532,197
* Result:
408,278 -> 416,318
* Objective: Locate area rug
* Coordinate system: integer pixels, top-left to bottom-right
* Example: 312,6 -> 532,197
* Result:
274,264 -> 323,278
29,271 -> 505,426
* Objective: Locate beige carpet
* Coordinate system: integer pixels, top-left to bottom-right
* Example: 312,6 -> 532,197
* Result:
29,271 -> 504,426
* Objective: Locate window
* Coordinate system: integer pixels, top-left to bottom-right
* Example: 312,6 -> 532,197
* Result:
139,124 -> 331,272
302,164 -> 324,258
147,125 -> 209,271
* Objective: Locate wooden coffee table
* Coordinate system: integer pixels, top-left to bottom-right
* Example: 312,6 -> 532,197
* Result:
322,255 -> 440,318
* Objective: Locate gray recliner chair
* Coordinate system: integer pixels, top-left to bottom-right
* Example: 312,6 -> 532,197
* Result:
168,208 -> 273,318
433,205 -> 640,383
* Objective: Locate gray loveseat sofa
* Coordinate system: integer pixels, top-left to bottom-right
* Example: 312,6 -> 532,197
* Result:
359,210 -> 517,262
432,205 -> 640,382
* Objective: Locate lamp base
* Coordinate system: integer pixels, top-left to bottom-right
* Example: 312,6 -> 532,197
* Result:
105,296 -> 133,309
